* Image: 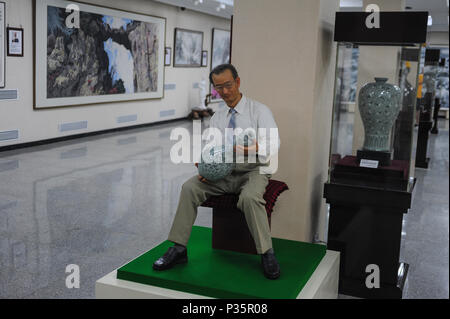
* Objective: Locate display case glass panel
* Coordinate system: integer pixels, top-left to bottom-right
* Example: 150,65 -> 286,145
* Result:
420,49 -> 441,118
328,43 -> 422,192
436,48 -> 449,110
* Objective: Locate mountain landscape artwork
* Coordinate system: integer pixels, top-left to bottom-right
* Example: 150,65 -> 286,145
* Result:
34,0 -> 165,108
47,6 -> 159,98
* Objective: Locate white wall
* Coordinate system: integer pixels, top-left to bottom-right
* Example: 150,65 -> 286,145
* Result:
427,31 -> 449,47
0,0 -> 229,147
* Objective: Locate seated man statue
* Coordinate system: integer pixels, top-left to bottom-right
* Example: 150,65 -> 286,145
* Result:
153,63 -> 281,279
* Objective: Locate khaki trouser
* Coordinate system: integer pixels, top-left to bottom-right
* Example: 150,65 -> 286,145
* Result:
168,163 -> 272,254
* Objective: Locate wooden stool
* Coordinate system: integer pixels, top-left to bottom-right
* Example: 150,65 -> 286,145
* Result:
201,180 -> 288,255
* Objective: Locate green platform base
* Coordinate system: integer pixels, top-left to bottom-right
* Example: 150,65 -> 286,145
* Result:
117,226 -> 326,299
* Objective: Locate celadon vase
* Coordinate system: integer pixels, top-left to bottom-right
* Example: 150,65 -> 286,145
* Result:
198,145 -> 235,182
358,77 -> 402,152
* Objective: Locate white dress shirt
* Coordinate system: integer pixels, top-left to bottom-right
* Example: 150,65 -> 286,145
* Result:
209,94 -> 280,164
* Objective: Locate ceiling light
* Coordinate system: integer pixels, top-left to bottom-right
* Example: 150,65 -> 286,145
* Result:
340,0 -> 362,7
220,3 -> 226,9
428,15 -> 433,26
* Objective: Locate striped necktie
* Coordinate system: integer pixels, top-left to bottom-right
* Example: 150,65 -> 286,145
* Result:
227,108 -> 237,146
228,108 -> 237,129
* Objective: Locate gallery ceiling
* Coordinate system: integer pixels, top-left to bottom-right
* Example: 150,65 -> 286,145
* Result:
405,0 -> 449,32
340,0 -> 449,32
152,0 -> 233,19
152,0 -> 449,32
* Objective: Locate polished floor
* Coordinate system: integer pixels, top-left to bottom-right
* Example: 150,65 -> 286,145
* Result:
400,119 -> 449,299
0,118 -> 448,299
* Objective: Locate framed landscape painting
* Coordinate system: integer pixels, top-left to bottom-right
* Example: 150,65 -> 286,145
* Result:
173,28 -> 203,67
33,0 -> 166,109
210,28 -> 230,102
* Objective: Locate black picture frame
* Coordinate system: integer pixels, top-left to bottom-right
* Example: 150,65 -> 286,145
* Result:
173,28 -> 203,67
7,27 -> 23,57
165,47 -> 171,66
201,50 -> 208,67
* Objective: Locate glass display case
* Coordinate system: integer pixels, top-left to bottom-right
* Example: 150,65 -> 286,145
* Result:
324,11 -> 428,299
415,48 -> 441,168
421,49 -> 441,121
329,43 -> 422,192
432,55 -> 449,132
436,49 -> 449,110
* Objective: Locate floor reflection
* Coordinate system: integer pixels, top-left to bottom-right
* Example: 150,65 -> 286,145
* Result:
0,120 -> 203,298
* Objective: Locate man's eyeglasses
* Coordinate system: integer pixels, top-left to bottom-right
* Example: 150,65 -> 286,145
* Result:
213,80 -> 235,91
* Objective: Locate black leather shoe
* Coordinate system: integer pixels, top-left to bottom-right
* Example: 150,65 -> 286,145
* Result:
261,250 -> 280,279
153,246 -> 188,271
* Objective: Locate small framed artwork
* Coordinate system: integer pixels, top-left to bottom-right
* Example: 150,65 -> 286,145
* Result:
173,28 -> 203,67
7,27 -> 24,57
201,50 -> 208,67
165,47 -> 171,66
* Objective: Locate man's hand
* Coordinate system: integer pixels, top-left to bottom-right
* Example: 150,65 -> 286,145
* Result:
234,141 -> 259,155
195,163 -> 208,183
198,175 -> 208,183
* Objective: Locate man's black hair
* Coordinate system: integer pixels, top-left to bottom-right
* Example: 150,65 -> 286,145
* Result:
209,63 -> 239,84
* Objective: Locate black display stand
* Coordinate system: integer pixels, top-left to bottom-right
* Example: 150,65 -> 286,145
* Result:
431,98 -> 441,134
328,11 -> 426,299
393,108 -> 415,161
416,49 -> 441,168
415,95 -> 433,168
324,175 -> 414,299
393,48 -> 419,162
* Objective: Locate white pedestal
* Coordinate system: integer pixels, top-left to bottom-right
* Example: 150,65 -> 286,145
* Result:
95,250 -> 340,299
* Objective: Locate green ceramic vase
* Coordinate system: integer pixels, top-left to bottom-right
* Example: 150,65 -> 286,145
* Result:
358,77 -> 402,152
198,145 -> 235,182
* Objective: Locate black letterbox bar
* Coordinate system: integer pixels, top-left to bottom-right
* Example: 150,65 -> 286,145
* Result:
334,11 -> 428,45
